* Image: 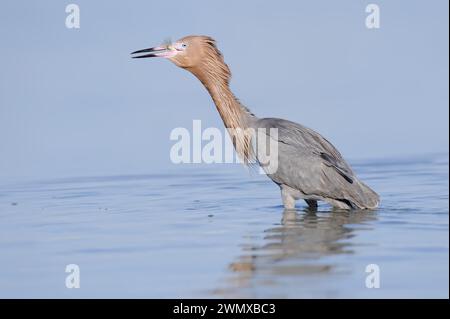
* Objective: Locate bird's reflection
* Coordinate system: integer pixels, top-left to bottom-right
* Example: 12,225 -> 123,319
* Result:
216,208 -> 377,297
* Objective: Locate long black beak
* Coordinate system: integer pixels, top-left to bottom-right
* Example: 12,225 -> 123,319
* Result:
130,47 -> 170,59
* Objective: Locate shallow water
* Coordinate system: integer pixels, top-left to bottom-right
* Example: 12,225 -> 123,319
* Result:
0,154 -> 448,298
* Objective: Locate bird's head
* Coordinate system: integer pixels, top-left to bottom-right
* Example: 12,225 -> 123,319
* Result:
131,35 -> 231,84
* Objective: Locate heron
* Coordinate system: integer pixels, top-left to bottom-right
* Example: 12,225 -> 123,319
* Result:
131,35 -> 379,210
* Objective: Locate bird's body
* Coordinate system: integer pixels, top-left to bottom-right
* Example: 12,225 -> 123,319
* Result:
132,35 -> 379,210
251,117 -> 379,209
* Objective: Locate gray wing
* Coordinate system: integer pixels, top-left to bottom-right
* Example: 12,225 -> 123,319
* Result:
257,117 -> 354,181
255,117 -> 379,208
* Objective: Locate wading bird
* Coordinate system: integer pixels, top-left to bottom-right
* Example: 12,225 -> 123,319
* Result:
131,36 -> 379,210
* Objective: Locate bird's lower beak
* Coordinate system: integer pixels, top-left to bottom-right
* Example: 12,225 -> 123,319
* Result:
131,46 -> 177,59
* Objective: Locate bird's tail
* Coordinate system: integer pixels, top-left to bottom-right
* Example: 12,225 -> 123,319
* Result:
347,179 -> 380,209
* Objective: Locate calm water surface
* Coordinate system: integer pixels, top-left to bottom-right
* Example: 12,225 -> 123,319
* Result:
0,154 -> 448,298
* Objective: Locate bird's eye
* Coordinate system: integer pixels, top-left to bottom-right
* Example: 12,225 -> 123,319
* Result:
175,43 -> 187,51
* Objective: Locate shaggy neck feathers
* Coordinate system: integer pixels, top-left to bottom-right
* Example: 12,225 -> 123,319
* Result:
185,39 -> 255,163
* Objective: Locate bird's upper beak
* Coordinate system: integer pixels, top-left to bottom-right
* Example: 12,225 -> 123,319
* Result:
131,45 -> 178,59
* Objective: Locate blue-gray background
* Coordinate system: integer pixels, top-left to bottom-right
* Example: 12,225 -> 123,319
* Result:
1,0 -> 448,181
